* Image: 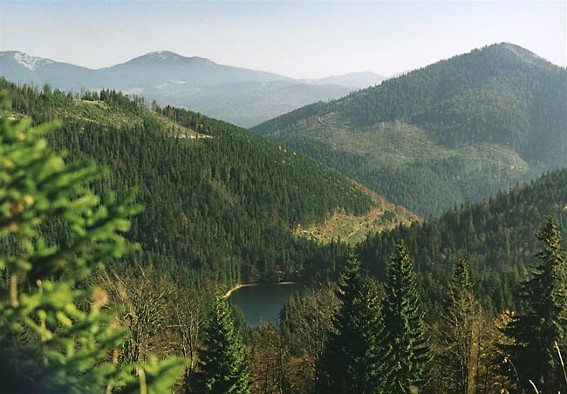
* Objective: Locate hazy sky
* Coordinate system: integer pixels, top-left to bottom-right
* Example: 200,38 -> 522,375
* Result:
0,1 -> 565,78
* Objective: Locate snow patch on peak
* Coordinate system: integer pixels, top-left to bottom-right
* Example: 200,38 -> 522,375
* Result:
13,52 -> 52,71
146,51 -> 182,61
148,51 -> 170,60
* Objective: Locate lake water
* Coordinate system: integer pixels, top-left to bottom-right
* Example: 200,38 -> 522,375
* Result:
229,283 -> 307,326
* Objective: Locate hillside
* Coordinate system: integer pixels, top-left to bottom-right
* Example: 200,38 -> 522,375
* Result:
357,167 -> 567,313
0,51 -> 383,127
0,78 -> 414,287
254,43 -> 567,216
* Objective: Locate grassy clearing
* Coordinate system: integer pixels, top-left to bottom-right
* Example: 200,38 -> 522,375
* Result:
294,180 -> 419,245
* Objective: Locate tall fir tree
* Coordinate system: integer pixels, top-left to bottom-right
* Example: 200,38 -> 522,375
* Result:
433,256 -> 482,394
196,295 -> 251,394
317,251 -> 382,394
502,216 -> 567,393
379,241 -> 431,393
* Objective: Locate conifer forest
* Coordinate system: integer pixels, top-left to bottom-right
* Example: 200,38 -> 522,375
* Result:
0,39 -> 566,394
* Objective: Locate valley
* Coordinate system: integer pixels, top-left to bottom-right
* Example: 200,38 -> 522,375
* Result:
1,40 -> 566,394
0,77 -> 412,287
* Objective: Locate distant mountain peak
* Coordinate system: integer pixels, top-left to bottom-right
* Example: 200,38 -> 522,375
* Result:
2,51 -> 53,71
145,50 -> 184,60
253,42 -> 567,216
128,51 -> 216,66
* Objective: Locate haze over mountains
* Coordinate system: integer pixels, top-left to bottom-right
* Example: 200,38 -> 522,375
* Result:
2,37 -> 567,392
254,43 -> 567,217
0,50 -> 385,126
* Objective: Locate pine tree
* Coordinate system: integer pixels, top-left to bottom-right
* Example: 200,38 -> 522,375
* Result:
317,251 -> 382,394
197,295 -> 251,394
433,256 -> 482,394
379,241 -> 431,393
0,92 -> 183,393
502,216 -> 567,393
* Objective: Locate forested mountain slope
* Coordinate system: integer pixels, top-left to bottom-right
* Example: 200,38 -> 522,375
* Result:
254,43 -> 567,216
0,78 -> 414,287
357,167 -> 567,314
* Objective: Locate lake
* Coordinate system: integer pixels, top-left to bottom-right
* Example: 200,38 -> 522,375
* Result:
229,283 -> 307,326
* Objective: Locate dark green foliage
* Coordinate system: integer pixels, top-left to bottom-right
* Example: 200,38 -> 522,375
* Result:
254,43 -> 567,216
0,78 -> 370,287
3,53 -> 567,393
379,242 -> 431,393
358,168 -> 567,315
197,295 -> 251,394
452,256 -> 471,290
317,252 -> 382,394
502,216 -> 567,393
0,92 -> 183,393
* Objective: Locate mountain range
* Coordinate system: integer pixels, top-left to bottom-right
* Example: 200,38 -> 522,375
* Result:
3,40 -> 567,394
3,42 -> 567,329
0,50 -> 385,126
254,43 -> 567,217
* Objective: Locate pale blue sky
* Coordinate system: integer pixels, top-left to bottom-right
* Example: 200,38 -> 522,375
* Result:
1,1 -> 565,78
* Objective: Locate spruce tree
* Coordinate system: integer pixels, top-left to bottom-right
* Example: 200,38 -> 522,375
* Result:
434,256 -> 482,394
197,295 -> 251,394
502,216 -> 567,393
317,251 -> 382,394
379,241 -> 431,393
0,92 -> 183,393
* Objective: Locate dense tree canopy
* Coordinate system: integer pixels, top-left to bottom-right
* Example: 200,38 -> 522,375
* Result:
358,168 -> 567,315
197,295 -> 251,394
502,216 -> 567,393
317,252 -> 382,393
0,78 -> 376,288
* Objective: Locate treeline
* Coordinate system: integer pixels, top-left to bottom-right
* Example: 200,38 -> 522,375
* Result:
0,78 -> 377,287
